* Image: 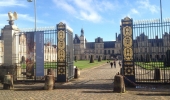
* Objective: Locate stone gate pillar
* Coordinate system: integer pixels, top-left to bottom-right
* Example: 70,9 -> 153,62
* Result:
57,22 -> 67,82
0,19 -> 20,81
121,17 -> 135,87
2,20 -> 20,66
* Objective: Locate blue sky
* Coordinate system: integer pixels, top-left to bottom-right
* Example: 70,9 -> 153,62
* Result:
0,0 -> 170,42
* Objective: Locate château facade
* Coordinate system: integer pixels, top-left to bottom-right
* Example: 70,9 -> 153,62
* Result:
73,28 -> 170,61
134,32 -> 170,61
73,28 -> 122,60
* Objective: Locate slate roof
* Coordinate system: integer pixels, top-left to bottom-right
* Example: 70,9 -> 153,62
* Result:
148,39 -> 163,46
117,34 -> 121,41
86,42 -> 94,49
73,34 -> 80,44
104,41 -> 115,48
95,37 -> 103,43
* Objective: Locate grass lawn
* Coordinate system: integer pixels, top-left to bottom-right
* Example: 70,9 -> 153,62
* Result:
21,62 -> 57,69
20,60 -> 107,69
74,60 -> 107,70
135,62 -> 170,70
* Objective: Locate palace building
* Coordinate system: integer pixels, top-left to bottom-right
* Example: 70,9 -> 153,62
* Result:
73,28 -> 122,60
73,28 -> 170,61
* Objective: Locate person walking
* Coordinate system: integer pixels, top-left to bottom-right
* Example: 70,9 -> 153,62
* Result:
114,61 -> 116,68
119,61 -> 121,67
110,62 -> 113,68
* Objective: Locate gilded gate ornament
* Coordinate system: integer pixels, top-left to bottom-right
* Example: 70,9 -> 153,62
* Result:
123,37 -> 132,47
124,66 -> 134,75
58,30 -> 65,40
58,50 -> 65,62
123,48 -> 133,61
58,40 -> 65,49
123,26 -> 132,36
58,67 -> 65,75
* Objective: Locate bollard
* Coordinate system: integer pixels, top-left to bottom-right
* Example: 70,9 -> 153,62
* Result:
74,67 -> 80,78
154,68 -> 161,80
113,75 -> 125,93
47,69 -> 55,88
47,69 -> 54,75
3,72 -> 14,89
44,74 -> 54,90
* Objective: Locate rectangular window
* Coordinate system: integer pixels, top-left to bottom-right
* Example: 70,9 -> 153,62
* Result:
112,50 -> 114,54
108,50 -> 110,54
100,50 -> 102,53
145,48 -> 147,52
100,44 -> 102,48
104,50 -> 107,54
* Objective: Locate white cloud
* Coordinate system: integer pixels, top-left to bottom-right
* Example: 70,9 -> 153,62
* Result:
0,0 -> 27,7
18,14 -> 35,22
52,0 -> 115,23
73,0 -> 102,23
18,14 -> 46,24
94,0 -> 117,12
0,14 -> 6,18
130,8 -> 139,14
137,0 -> 159,13
52,0 -> 77,15
80,11 -> 101,23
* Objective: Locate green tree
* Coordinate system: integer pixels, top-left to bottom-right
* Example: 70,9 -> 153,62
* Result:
140,55 -> 144,62
98,56 -> 101,62
90,55 -> 94,63
164,50 -> 170,67
145,54 -> 150,63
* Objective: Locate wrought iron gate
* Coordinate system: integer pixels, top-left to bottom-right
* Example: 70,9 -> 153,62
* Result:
16,22 -> 74,82
133,18 -> 170,83
121,17 -> 170,84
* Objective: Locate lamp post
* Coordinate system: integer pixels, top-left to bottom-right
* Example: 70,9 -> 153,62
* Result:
160,0 -> 165,82
160,0 -> 163,29
27,0 -> 36,32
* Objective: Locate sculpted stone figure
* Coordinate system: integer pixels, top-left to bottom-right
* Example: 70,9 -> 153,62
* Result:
8,12 -> 18,20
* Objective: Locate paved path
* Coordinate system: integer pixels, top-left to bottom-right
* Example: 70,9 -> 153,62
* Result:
0,61 -> 170,100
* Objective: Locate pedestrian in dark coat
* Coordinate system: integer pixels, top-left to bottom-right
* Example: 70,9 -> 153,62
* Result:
110,62 -> 113,68
119,61 -> 121,67
114,61 -> 116,68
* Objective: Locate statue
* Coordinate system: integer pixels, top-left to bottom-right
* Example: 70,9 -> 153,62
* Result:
8,12 -> 18,20
8,11 -> 18,25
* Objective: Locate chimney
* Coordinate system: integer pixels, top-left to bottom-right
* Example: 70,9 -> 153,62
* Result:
116,33 -> 117,41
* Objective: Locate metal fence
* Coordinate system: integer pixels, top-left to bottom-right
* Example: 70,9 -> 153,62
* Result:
133,18 -> 170,83
16,25 -> 74,82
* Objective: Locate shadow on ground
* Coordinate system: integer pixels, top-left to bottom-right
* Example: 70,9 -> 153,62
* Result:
136,92 -> 170,96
